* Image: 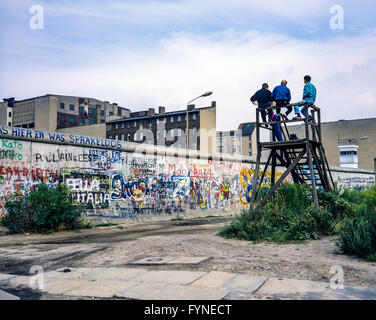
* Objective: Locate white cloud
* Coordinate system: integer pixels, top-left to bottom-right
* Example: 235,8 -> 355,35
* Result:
2,28 -> 376,130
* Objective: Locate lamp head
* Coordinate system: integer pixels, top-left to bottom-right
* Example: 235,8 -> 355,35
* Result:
201,91 -> 213,97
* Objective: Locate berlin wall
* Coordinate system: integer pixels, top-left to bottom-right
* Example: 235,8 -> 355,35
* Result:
0,126 -> 374,221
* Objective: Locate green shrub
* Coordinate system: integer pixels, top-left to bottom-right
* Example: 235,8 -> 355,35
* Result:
337,204 -> 376,261
1,184 -> 84,234
221,183 -> 373,241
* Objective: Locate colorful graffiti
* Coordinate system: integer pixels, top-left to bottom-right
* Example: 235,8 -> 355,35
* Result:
0,129 -> 375,219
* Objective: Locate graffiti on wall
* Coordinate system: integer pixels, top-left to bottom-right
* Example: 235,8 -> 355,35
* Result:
0,128 -> 375,219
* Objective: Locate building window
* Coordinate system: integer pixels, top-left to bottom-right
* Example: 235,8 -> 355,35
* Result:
115,134 -> 119,140
69,116 -> 75,123
59,115 -> 65,121
88,107 -> 96,115
134,121 -> 137,127
109,111 -> 114,116
8,122 -> 11,126
115,123 -> 119,129
69,104 -> 75,111
170,116 -> 174,123
89,119 -> 96,125
121,133 -> 125,141
8,112 -> 11,117
178,115 -> 181,122
100,110 -> 105,116
192,113 -> 197,120
79,118 -> 84,125
79,106 -> 84,113
127,122 -> 130,128
60,103 -> 65,109
127,133 -> 131,141
121,122 -> 125,128
101,119 -> 105,123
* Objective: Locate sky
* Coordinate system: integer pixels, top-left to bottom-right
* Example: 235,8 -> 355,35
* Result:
0,0 -> 376,130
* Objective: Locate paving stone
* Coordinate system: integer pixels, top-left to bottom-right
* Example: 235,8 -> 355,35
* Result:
41,279 -> 94,295
79,267 -> 148,281
255,277 -> 330,299
166,257 -> 211,264
191,271 -> 236,288
129,257 -> 176,265
0,289 -> 20,300
223,292 -> 256,300
132,270 -> 207,285
115,281 -> 230,300
43,270 -> 82,281
0,273 -> 17,281
8,276 -> 33,289
63,280 -> 140,298
224,274 -> 267,293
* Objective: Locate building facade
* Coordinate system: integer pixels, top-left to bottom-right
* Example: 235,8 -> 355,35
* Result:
0,98 -> 14,127
1,94 -> 130,132
217,122 -> 257,158
106,102 -> 217,154
288,118 -> 376,170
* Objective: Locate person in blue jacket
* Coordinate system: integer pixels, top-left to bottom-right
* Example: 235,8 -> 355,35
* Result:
293,75 -> 317,120
271,80 -> 293,118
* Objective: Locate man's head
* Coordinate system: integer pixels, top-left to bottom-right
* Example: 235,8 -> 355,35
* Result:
304,75 -> 311,83
281,80 -> 288,86
262,83 -> 269,89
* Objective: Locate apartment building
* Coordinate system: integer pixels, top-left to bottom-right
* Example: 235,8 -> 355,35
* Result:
288,118 -> 376,170
106,102 -> 217,154
1,94 -> 130,132
217,122 -> 257,158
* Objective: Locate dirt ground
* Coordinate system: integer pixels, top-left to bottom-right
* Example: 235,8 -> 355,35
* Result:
1,215 -> 376,290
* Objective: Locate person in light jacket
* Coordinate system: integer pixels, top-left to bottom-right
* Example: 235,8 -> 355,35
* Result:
293,75 -> 317,120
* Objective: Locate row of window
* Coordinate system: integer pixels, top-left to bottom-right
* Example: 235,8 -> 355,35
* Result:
58,115 -> 101,125
60,103 -> 108,116
108,133 -> 197,149
112,114 -> 198,130
109,128 -> 194,140
218,146 -> 242,153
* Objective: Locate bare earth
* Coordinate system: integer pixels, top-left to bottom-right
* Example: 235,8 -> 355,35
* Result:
1,215 -> 375,292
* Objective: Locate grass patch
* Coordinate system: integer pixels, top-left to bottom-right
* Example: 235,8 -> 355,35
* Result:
219,183 -> 376,260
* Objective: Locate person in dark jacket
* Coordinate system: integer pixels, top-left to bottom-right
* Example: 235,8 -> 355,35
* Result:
271,80 -> 293,118
250,83 -> 272,123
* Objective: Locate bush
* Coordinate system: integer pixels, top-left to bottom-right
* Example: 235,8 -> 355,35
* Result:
337,187 -> 376,261
1,184 -> 84,234
220,183 -> 376,261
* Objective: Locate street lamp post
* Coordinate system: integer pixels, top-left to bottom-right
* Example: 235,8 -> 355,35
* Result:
186,91 -> 213,150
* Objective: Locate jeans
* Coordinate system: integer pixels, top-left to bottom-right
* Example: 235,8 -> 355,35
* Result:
271,114 -> 283,141
294,100 -> 314,116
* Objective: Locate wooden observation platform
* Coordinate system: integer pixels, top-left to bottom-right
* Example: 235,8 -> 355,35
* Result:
250,103 -> 334,210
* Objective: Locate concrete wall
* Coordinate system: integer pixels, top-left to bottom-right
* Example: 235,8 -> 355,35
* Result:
0,125 -> 374,221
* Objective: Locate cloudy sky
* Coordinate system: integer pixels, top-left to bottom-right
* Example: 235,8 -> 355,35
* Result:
0,0 -> 376,130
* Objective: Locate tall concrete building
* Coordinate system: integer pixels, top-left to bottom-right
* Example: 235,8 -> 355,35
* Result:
1,94 -> 130,132
107,102 -> 217,154
288,118 -> 376,170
